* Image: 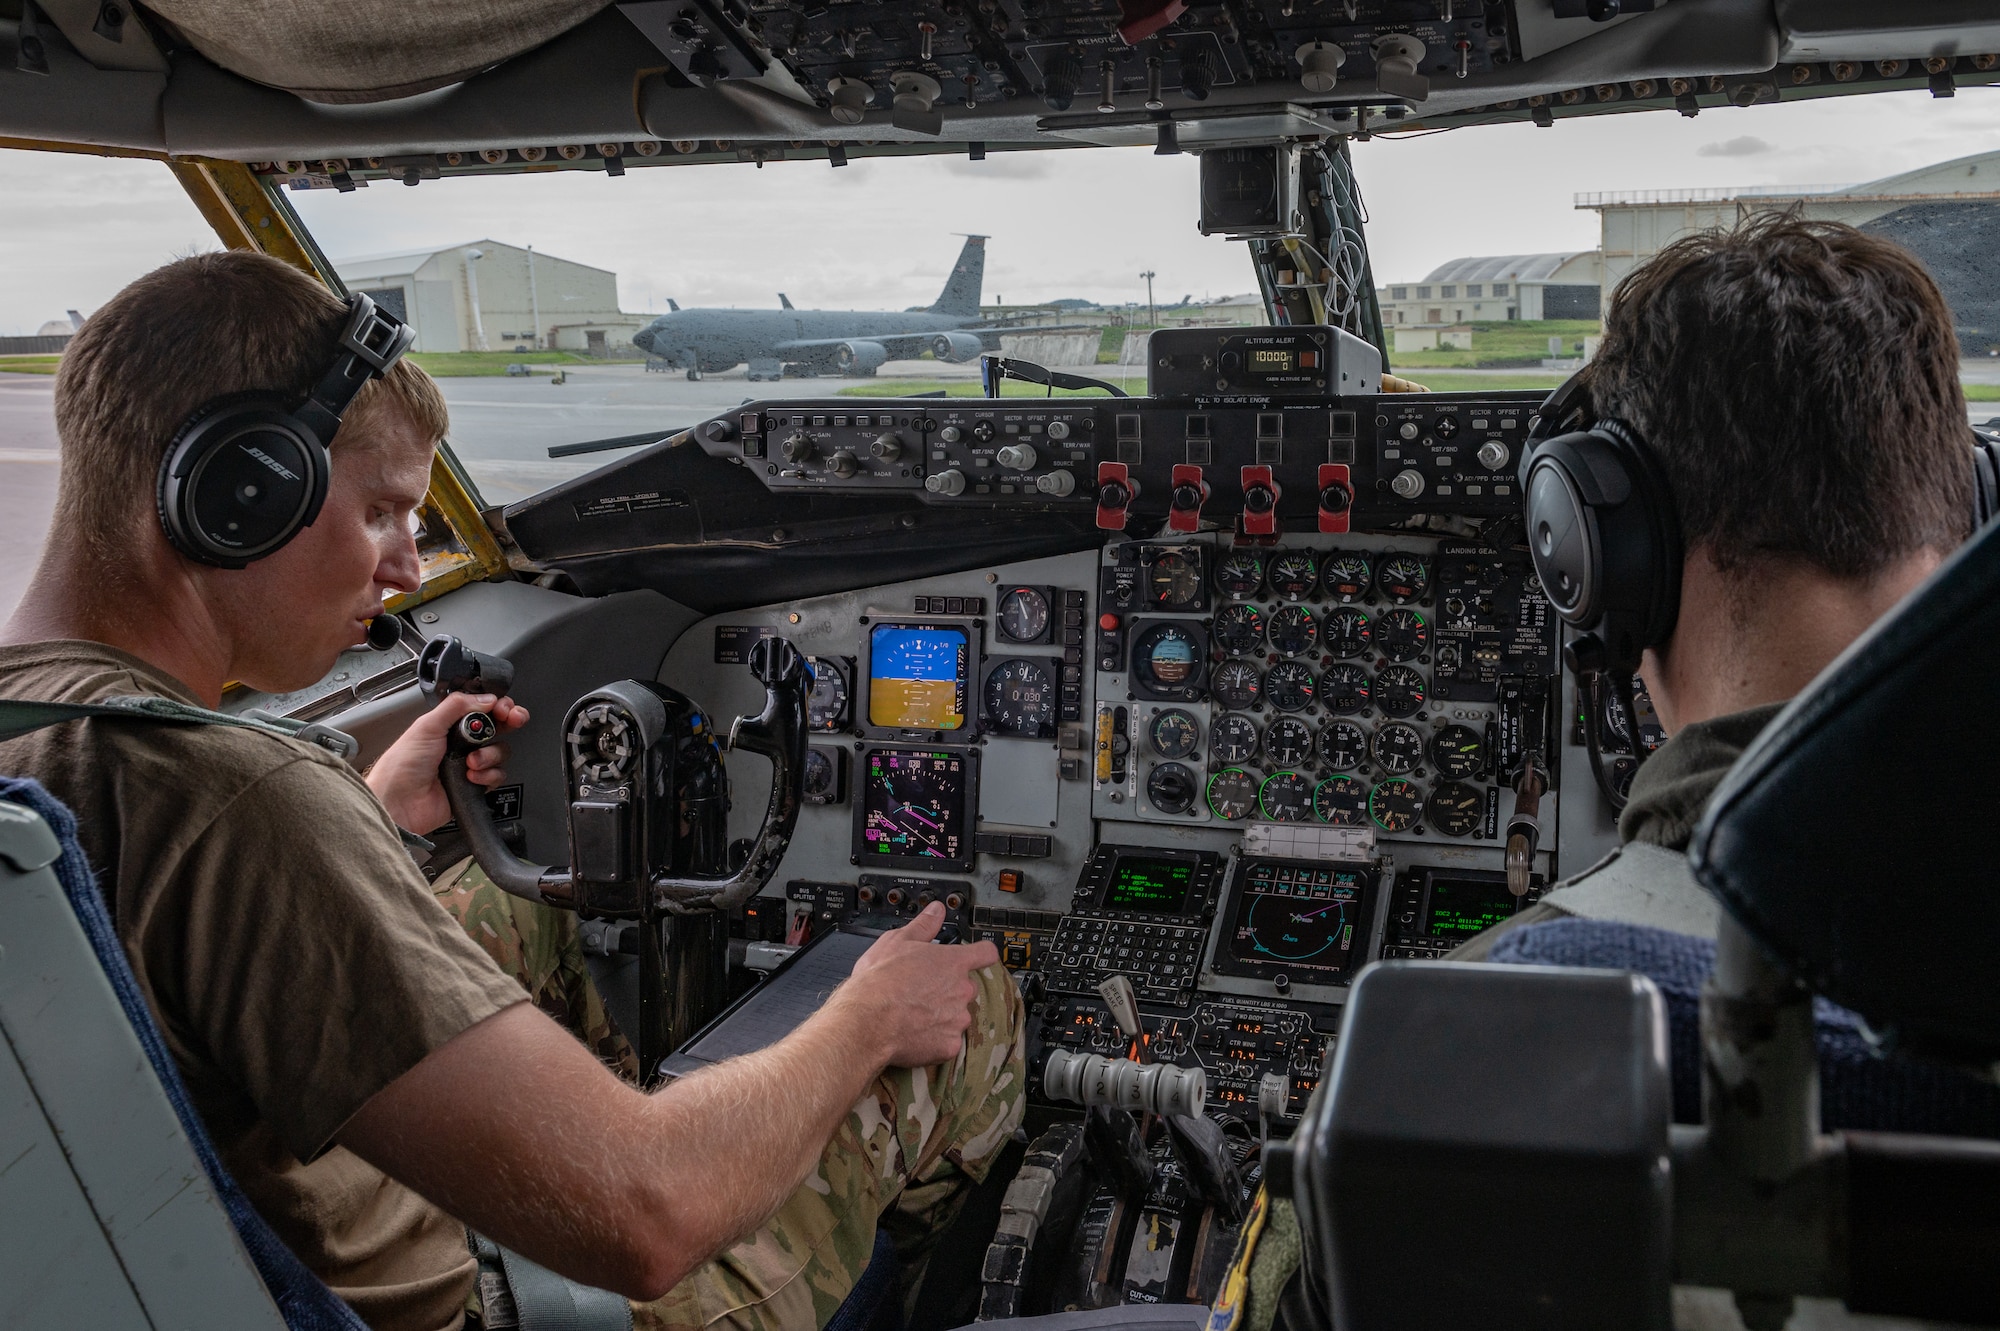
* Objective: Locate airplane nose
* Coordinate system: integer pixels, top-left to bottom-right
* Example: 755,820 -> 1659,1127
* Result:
633,328 -> 654,352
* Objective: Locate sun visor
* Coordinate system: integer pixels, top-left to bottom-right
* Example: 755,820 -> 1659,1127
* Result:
144,0 -> 613,103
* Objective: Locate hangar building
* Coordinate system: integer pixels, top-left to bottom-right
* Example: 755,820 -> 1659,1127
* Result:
335,241 -> 646,354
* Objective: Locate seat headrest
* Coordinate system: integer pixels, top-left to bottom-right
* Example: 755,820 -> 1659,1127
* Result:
1689,519 -> 2000,1066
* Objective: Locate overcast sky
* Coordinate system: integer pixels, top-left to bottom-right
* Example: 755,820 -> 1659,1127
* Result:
2,85 -> 1997,334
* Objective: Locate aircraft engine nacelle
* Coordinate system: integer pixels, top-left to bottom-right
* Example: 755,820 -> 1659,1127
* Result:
930,330 -> 984,363
833,340 -> 890,374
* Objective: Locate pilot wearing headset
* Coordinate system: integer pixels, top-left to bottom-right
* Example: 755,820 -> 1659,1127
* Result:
0,251 -> 1024,1331
1451,211 -> 1979,961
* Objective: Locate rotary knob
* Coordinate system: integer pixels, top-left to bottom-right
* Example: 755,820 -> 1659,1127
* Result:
1390,468 -> 1426,499
1036,469 -> 1076,497
871,433 -> 903,461
829,449 -> 859,479
702,418 -> 733,442
1047,419 -> 1072,441
1476,439 -> 1511,471
996,442 -> 1038,471
924,468 -> 967,496
782,431 -> 815,464
939,424 -> 963,444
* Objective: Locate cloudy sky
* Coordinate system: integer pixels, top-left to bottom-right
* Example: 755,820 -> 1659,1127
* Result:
2,84 -> 1996,334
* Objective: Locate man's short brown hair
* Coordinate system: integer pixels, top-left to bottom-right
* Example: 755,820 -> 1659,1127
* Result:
1586,213 -> 1971,580
52,249 -> 449,559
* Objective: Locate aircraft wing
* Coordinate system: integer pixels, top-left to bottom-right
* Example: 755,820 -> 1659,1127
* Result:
772,334 -> 936,356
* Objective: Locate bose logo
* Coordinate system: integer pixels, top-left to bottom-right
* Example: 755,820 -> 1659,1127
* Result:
244,447 -> 301,482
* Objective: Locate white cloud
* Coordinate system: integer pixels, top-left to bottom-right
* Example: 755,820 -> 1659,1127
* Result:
3,85 -> 1997,333
1697,135 -> 1778,157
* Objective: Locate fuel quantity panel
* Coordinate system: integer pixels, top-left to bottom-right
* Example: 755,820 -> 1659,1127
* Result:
1090,533 -> 1560,860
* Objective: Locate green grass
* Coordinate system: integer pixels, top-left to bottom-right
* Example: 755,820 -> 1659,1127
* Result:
0,355 -> 61,375
404,350 -> 611,377
838,374 -> 1147,399
1388,320 -> 1604,369
1387,372 -> 1572,393
1966,383 -> 2000,402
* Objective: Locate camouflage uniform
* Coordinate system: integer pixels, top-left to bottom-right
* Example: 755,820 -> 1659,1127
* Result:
436,859 -> 1027,1331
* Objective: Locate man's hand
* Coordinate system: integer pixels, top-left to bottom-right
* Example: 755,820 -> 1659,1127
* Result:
836,902 -> 1001,1068
366,693 -> 529,834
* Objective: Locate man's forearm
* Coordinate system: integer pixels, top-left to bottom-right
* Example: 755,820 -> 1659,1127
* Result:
634,989 -> 891,1279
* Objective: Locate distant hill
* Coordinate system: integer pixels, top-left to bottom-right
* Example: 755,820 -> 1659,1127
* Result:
1860,202 -> 2000,354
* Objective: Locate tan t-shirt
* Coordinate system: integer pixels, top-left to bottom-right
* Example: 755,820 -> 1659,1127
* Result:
0,641 -> 527,1331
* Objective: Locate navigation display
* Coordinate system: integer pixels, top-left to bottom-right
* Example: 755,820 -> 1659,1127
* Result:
869,624 -> 969,730
856,748 -> 974,870
1422,872 -> 1523,939
1101,856 -> 1196,914
1218,859 -> 1377,986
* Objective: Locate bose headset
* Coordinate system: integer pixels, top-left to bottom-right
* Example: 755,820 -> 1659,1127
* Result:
1518,369 -> 2000,809
157,292 -> 416,569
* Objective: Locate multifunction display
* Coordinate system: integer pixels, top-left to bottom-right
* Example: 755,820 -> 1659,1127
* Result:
1216,858 -> 1380,987
1422,871 -> 1526,939
869,624 -> 969,730
1102,856 -> 1198,915
855,748 -> 974,871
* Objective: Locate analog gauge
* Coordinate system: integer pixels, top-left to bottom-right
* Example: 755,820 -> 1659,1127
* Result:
1268,551 -> 1319,601
1212,603 -> 1265,655
1267,606 -> 1318,657
1264,661 -> 1317,712
1259,771 -> 1314,823
805,656 -> 851,732
1210,659 -> 1263,710
1323,607 -> 1371,659
1266,717 -> 1313,767
1211,712 -> 1260,764
1148,546 -> 1205,610
1375,553 -> 1431,604
1373,664 -> 1427,718
1602,681 -> 1667,753
1133,622 -> 1206,698
1430,723 -> 1486,779
1319,720 -> 1367,771
803,748 -> 840,803
1374,608 -> 1430,662
1370,721 -> 1426,774
996,586 -> 1050,643
1321,552 -> 1372,602
1369,777 -> 1423,833
1214,550 -> 1267,600
1314,775 -> 1368,826
1427,780 -> 1484,837
1207,767 -> 1259,821
1319,663 -> 1371,715
1147,762 -> 1200,815
983,659 -> 1057,737
1149,708 -> 1201,759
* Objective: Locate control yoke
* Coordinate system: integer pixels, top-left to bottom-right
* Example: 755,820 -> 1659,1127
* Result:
424,633 -> 810,917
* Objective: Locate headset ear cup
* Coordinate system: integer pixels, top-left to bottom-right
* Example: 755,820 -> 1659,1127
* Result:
156,392 -> 330,569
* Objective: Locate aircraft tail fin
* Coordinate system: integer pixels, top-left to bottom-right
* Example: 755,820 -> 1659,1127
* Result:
668,298 -> 680,311
67,309 -> 85,331
780,293 -> 795,309
927,235 -> 987,317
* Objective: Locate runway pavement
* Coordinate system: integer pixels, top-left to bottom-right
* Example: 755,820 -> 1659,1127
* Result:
5,361 -> 1998,620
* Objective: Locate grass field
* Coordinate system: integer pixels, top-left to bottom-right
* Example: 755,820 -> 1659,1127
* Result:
403,350 -> 649,377
1387,372 -> 1571,393
839,373 -> 1149,398
1388,320 -> 1603,369
0,355 -> 61,375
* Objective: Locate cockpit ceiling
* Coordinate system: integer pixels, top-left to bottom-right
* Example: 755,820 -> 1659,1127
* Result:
2,1 -> 1998,163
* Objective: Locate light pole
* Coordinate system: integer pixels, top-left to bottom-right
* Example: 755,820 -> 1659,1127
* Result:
527,244 -> 542,351
1140,269 -> 1156,327
463,247 -> 490,351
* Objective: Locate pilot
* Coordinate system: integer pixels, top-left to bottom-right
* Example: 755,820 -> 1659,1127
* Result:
1450,214 -> 1973,952
0,250 -> 1025,1331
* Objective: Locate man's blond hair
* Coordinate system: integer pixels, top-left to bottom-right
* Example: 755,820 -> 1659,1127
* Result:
52,249 -> 450,561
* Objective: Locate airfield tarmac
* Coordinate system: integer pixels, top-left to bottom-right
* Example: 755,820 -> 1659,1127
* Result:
6,359 -> 2000,619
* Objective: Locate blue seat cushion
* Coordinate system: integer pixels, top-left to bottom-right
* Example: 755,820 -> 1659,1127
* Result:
1,776 -> 369,1331
1488,917 -> 2000,1137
